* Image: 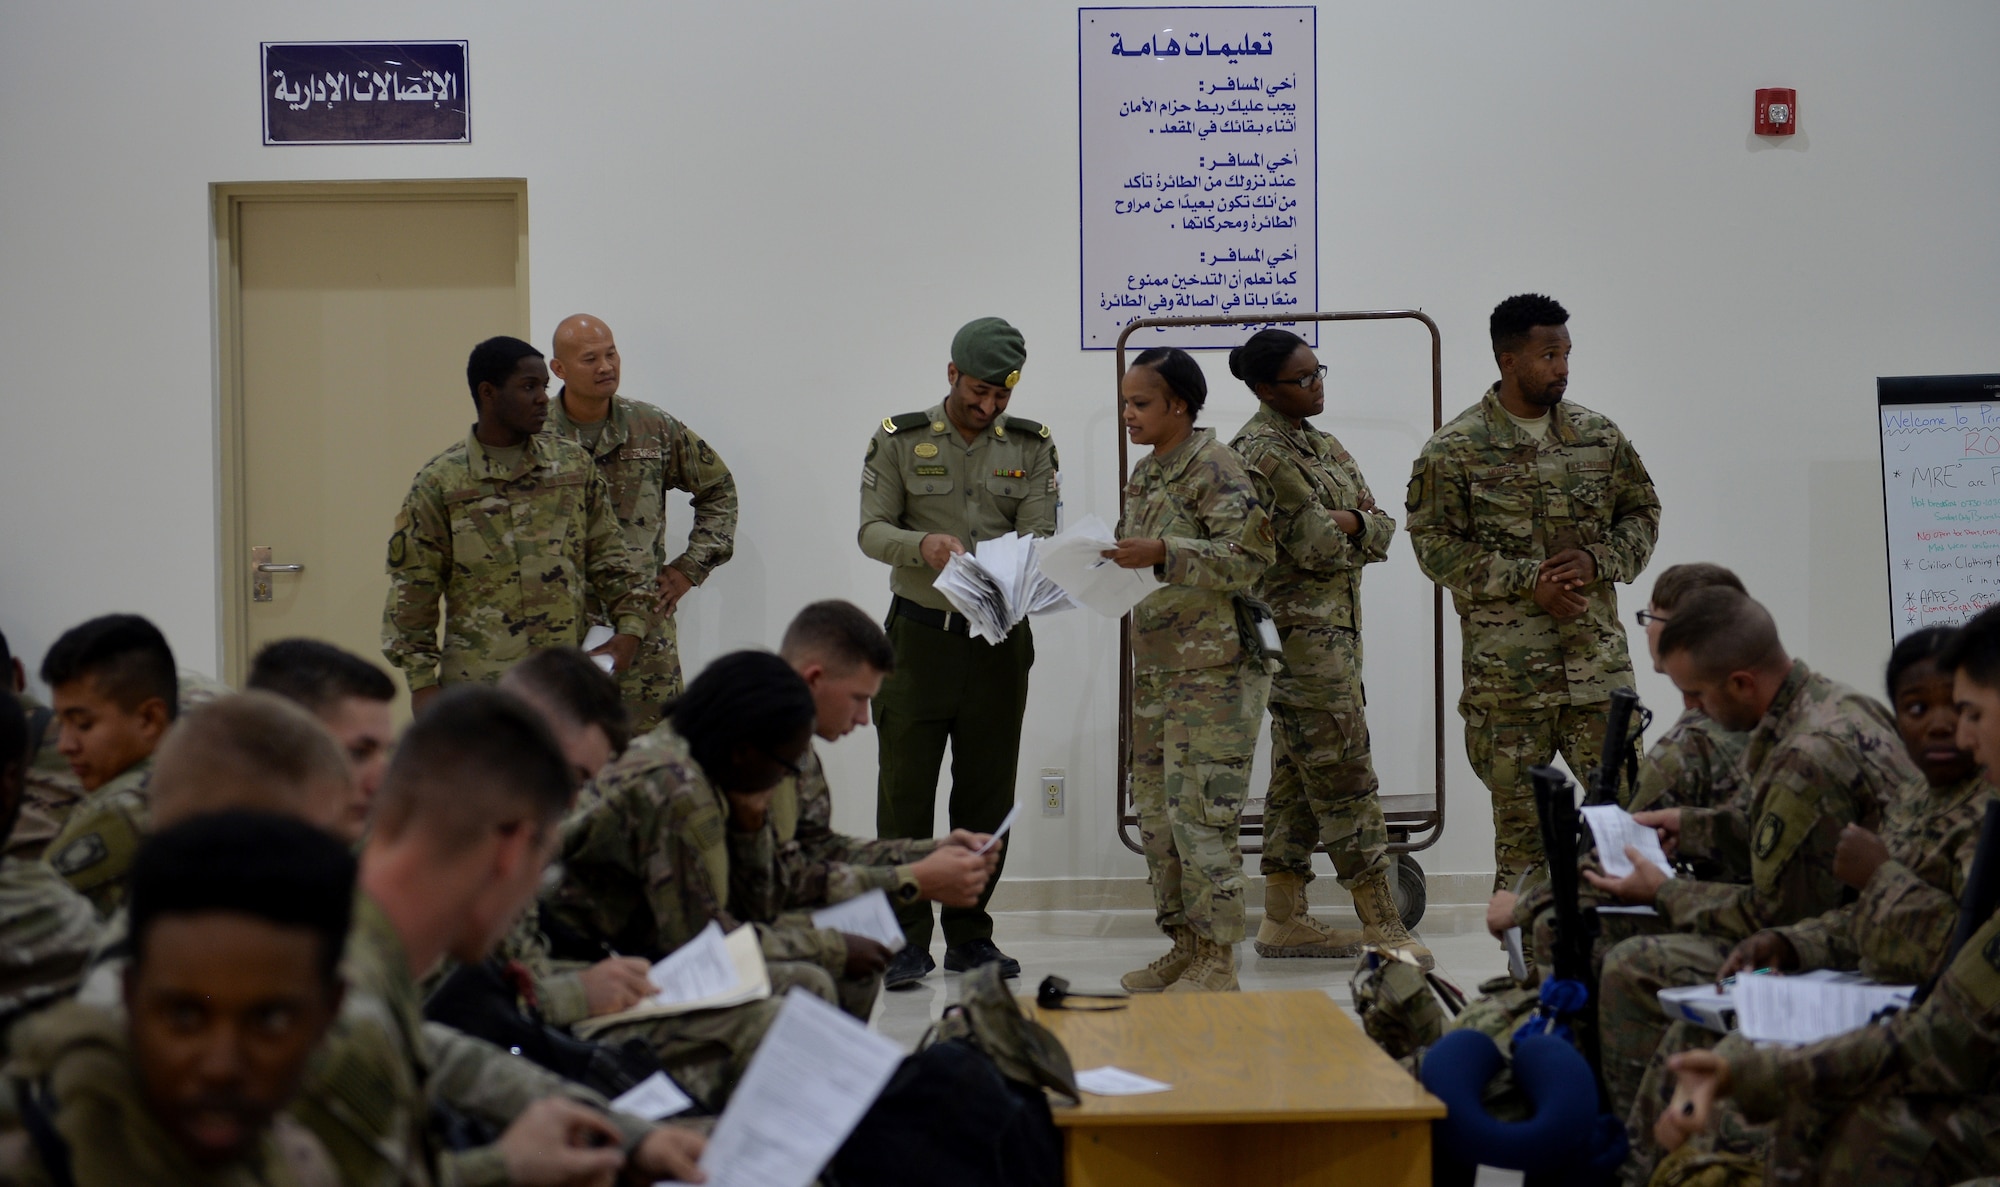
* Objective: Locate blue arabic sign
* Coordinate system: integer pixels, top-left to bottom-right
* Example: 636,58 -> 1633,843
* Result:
263,41 -> 469,145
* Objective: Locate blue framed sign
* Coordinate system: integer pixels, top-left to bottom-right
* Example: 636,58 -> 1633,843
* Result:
263,41 -> 469,145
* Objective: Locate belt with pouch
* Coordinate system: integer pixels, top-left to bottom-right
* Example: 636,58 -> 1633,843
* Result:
889,594 -> 970,637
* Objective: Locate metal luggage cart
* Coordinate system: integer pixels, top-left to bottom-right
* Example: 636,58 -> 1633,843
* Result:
1112,310 -> 1446,929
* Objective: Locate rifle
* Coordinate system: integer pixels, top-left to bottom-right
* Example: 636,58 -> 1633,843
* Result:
1584,686 -> 1649,807
1912,800 -> 2000,1007
1531,764 -> 1602,1083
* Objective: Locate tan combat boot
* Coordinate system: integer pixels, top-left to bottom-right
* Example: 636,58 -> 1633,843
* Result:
1352,867 -> 1434,970
1120,925 -> 1196,992
1164,934 -> 1240,993
1254,870 -> 1364,958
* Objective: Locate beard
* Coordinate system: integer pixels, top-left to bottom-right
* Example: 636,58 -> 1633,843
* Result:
1521,379 -> 1566,408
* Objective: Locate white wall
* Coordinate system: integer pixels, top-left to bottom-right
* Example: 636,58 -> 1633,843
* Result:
4,1 -> 1997,890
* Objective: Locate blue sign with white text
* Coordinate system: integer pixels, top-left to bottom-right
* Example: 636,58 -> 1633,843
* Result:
263,41 -> 469,145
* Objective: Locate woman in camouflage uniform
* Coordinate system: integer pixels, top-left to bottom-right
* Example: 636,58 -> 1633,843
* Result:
1106,348 -> 1275,994
1227,329 -> 1431,969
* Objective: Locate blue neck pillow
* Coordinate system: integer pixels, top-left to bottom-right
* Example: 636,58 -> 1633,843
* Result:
1418,1029 -> 1627,1185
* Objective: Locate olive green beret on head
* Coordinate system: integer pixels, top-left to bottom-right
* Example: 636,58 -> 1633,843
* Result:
951,317 -> 1026,389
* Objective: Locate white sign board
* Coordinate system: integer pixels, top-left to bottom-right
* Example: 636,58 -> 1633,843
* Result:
1079,6 -> 1317,350
1878,374 -> 2000,640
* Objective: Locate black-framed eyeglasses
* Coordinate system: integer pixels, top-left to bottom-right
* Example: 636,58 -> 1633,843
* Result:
764,749 -> 804,777
1272,365 -> 1328,391
1634,609 -> 1667,628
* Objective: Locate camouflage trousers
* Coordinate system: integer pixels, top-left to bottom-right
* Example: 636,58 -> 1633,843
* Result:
593,995 -> 785,1112
1132,660 -> 1271,945
1465,701 -> 1610,892
767,959 -> 881,1024
1261,626 -> 1388,886
615,612 -> 685,735
1598,931 -> 1733,1135
1622,1021 -> 1767,1187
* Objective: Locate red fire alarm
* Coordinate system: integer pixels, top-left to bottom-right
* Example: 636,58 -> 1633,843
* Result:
1755,88 -> 1797,136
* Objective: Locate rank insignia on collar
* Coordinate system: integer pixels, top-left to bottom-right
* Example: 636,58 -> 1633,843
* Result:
931,420 -> 947,433
914,443 -> 940,458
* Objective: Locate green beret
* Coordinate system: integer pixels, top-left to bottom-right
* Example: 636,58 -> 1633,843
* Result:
951,317 -> 1026,389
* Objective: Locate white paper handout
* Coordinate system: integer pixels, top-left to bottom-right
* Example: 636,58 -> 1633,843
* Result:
974,802 -> 1020,855
810,888 -> 907,953
697,987 -> 906,1187
609,1071 -> 693,1121
1033,513 -> 1161,619
1076,1066 -> 1173,1096
573,922 -> 770,1038
582,624 -> 617,672
1580,804 -> 1675,879
932,532 -> 1077,643
1732,971 -> 1915,1047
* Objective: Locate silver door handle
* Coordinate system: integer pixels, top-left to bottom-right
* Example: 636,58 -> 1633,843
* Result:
251,546 -> 304,603
256,563 -> 305,573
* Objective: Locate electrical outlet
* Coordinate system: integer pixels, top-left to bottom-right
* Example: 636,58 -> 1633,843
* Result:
1040,768 -> 1065,817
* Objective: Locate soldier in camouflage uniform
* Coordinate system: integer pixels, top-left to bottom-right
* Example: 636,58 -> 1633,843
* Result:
1225,328 -> 1431,970
34,615 -> 185,915
553,653 -> 879,1038
0,696 -> 99,1057
1108,347 -> 1274,995
543,315 -> 738,732
1407,294 -> 1660,891
295,688 -> 704,1187
858,316 -> 1058,987
1584,588 -> 1923,1134
381,336 -> 654,715
1623,628 -> 1999,1185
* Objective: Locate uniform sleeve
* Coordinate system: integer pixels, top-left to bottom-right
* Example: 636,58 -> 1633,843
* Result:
1584,432 -> 1661,586
729,817 -> 852,972
1405,446 -> 1542,601
1849,858 -> 1963,984
381,477 -> 452,690
1158,459 -> 1275,592
1012,435 -> 1059,538
789,754 -> 939,880
662,420 -> 738,586
580,464 -> 656,639
1730,906 -> 2000,1120
1772,905 -> 1861,974
1244,445 -> 1393,574
858,430 -> 928,567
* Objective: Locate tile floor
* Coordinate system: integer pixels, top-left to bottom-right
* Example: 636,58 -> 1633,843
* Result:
869,902 -> 1525,1187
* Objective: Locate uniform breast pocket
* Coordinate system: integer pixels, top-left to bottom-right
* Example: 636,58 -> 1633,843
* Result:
985,474 -> 1024,515
446,490 -> 513,564
537,473 -> 589,555
1469,480 -> 1535,550
905,475 -> 956,499
1564,459 -> 1615,518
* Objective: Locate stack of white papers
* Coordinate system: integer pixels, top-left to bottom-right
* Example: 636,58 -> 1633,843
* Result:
1033,513 -> 1161,619
1733,971 -> 1914,1046
698,988 -> 906,1187
1076,1066 -> 1173,1096
810,889 -> 907,953
933,532 -> 1077,643
574,921 -> 770,1038
1581,803 -> 1672,916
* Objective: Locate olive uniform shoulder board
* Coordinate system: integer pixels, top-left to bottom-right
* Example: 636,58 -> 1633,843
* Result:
1003,415 -> 1051,439
883,411 -> 932,435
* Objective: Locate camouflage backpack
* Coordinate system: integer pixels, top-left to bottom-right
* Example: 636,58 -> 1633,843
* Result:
925,962 -> 1079,1105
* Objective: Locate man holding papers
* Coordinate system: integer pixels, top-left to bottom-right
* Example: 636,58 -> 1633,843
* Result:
769,602 -> 996,915
857,317 -> 1058,988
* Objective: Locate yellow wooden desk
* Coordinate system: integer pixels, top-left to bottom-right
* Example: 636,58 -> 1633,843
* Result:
1029,990 -> 1445,1187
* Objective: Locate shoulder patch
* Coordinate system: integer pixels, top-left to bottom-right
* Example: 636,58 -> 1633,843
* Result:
1004,416 -> 1050,439
1753,813 -> 1785,860
50,833 -> 108,877
885,412 -> 930,434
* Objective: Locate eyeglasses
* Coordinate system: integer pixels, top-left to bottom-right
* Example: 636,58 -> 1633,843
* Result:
1634,610 -> 1667,627
764,749 -> 805,777
1272,365 -> 1328,391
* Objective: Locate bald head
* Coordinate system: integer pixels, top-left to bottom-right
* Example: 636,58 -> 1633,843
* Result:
549,315 -> 620,404
150,692 -> 364,842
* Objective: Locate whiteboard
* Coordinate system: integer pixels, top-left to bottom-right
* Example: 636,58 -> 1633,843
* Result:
1078,6 -> 1317,350
1878,373 -> 2000,641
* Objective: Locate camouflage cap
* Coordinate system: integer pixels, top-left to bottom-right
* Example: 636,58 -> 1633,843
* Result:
951,317 -> 1026,389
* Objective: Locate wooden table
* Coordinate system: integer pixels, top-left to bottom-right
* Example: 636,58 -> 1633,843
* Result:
1030,990 -> 1445,1187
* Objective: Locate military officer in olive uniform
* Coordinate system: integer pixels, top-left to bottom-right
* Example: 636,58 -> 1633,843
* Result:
858,317 -> 1058,988
1406,293 -> 1661,891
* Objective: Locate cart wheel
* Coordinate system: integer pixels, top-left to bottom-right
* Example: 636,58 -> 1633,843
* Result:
1390,855 -> 1428,931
